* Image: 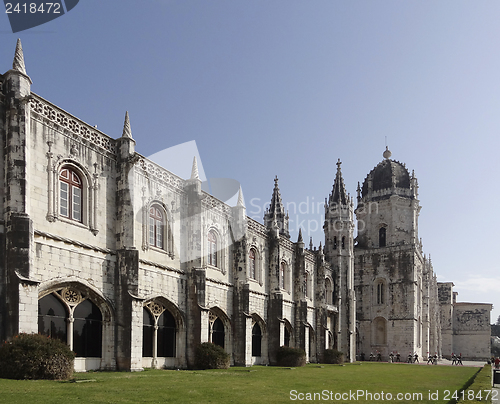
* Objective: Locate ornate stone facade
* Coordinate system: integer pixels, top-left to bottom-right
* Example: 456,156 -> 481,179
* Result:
0,41 -> 491,372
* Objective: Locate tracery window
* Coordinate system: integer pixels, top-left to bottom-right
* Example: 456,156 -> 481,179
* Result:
143,304 -> 177,358
38,289 -> 102,358
59,167 -> 82,222
149,206 -> 164,249
249,248 -> 256,280
208,231 -> 218,267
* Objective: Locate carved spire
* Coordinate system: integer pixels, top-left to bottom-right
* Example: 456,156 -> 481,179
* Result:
269,176 -> 285,216
329,159 -> 348,205
121,111 -> 133,139
297,228 -> 303,243
264,176 -> 289,238
237,186 -> 245,207
190,156 -> 200,180
13,38 -> 27,75
309,237 -> 313,250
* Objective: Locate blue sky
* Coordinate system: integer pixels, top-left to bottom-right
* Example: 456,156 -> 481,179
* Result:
2,1 -> 499,323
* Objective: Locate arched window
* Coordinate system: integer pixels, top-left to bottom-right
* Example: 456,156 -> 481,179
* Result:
342,236 -> 346,249
252,323 -> 262,357
379,227 -> 386,247
212,318 -> 225,348
38,290 -> 103,358
59,167 -> 83,222
249,248 -> 256,280
325,278 -> 333,305
376,281 -> 385,305
149,206 -> 164,249
208,231 -> 218,267
333,236 -> 337,249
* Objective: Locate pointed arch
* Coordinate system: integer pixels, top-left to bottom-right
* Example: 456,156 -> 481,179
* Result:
37,280 -> 114,370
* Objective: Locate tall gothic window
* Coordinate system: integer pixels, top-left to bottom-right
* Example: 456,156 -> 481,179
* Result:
379,227 -> 386,247
280,262 -> 285,289
249,248 -> 256,280
208,231 -> 218,267
342,236 -> 346,249
59,167 -> 82,222
333,236 -> 337,249
325,278 -> 333,305
149,206 -> 164,249
376,281 -> 385,305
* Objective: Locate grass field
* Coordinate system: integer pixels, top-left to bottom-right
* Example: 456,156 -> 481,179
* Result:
0,362 -> 480,404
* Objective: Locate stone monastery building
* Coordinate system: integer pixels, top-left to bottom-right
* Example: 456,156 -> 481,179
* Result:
0,40 -> 491,371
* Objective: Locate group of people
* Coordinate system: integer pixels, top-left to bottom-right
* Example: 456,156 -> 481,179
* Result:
359,351 -> 442,364
451,353 -> 463,365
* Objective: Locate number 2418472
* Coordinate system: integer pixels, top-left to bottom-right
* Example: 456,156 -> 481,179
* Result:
5,3 -> 61,14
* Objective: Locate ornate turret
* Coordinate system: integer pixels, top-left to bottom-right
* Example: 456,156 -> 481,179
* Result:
264,176 -> 289,238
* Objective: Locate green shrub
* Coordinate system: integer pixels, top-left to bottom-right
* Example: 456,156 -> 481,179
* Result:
323,349 -> 344,364
276,346 -> 306,367
0,333 -> 75,380
195,342 -> 230,369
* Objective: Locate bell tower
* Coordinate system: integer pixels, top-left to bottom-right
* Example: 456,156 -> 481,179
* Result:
354,148 -> 426,359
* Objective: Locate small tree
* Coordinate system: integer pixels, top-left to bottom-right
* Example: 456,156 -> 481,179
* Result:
0,333 -> 75,380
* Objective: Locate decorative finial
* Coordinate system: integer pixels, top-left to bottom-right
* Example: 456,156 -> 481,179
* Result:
13,38 -> 27,75
297,228 -> 303,243
122,111 -> 132,139
309,237 -> 313,250
190,156 -> 200,180
336,158 -> 342,171
237,186 -> 245,207
383,146 -> 392,159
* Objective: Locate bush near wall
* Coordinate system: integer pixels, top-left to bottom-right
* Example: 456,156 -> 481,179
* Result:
276,346 -> 306,367
0,333 -> 75,380
195,342 -> 230,369
323,349 -> 344,364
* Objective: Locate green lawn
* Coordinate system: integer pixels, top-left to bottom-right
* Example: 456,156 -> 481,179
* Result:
0,363 -> 480,404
